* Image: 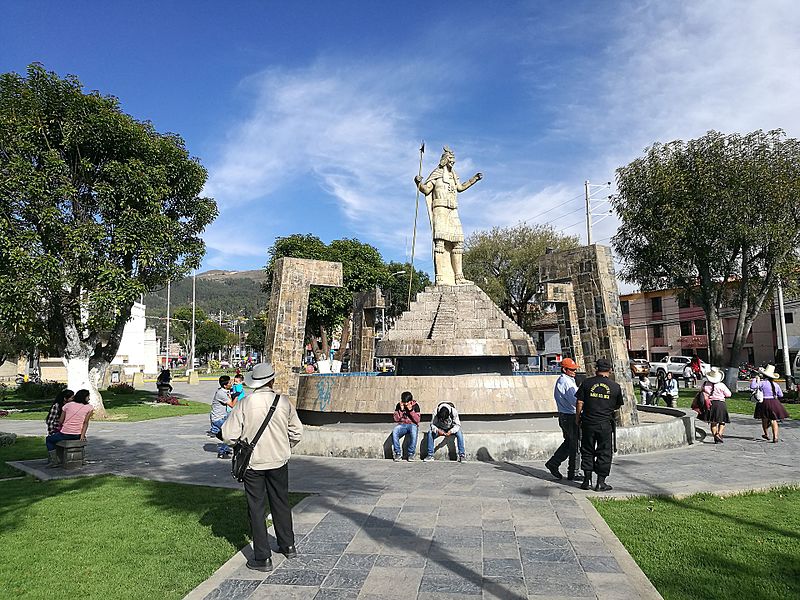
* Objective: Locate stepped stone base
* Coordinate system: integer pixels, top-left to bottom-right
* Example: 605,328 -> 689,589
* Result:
377,283 -> 535,360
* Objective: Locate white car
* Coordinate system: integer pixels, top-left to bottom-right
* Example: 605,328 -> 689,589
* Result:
650,356 -> 710,378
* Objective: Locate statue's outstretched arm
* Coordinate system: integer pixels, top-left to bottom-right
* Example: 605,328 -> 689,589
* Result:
457,172 -> 483,192
414,175 -> 433,195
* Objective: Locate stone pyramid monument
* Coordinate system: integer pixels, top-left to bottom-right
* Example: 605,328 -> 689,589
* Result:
376,283 -> 535,375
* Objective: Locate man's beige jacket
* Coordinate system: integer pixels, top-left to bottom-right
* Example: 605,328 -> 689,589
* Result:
222,386 -> 303,470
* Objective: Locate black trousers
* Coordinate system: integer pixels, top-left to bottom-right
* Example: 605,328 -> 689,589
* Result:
580,423 -> 613,477
243,463 -> 294,561
547,413 -> 580,474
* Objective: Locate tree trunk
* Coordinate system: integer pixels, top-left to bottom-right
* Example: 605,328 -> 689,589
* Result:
335,317 -> 351,362
706,305 -> 725,366
64,352 -> 108,419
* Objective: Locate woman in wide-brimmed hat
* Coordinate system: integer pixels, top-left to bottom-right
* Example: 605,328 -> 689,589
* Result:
702,367 -> 732,443
751,364 -> 790,443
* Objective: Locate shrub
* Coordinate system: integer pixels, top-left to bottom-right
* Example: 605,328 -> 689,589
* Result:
107,382 -> 136,394
0,410 -> 9,418
156,395 -> 186,406
0,431 -> 16,446
17,381 -> 67,400
208,359 -> 220,372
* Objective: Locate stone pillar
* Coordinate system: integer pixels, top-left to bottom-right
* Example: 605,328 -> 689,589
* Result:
264,258 -> 343,400
351,287 -> 385,373
539,245 -> 638,426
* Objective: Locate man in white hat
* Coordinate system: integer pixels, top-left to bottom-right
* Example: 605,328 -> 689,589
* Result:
222,362 -> 304,572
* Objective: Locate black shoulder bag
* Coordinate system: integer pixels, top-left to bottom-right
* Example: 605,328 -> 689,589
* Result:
231,394 -> 281,482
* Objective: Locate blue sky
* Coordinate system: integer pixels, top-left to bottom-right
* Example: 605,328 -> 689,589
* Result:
3,1 -> 800,279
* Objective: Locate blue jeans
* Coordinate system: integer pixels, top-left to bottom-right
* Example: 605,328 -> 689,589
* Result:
46,432 -> 80,452
427,429 -> 465,457
210,417 -> 230,454
392,423 -> 418,457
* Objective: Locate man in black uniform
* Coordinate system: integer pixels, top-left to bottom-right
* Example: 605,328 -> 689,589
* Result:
575,357 -> 624,491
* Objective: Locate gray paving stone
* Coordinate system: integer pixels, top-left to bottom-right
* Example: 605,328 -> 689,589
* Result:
265,570 -> 328,586
334,553 -> 378,570
523,563 -> 594,597
313,590 -> 359,600
519,547 -> 579,565
579,554 -> 622,573
482,576 -> 527,600
298,542 -> 350,555
482,558 -> 523,578
374,554 -> 426,567
320,569 -> 370,590
249,584 -> 318,599
278,554 -> 340,572
516,536 -> 571,549
420,574 -> 483,596
202,579 -> 261,600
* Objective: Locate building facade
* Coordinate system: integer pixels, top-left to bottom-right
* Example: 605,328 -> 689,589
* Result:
620,289 -> 777,366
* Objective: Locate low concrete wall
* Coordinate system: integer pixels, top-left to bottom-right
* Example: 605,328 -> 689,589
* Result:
292,407 -> 695,461
296,373 -> 560,416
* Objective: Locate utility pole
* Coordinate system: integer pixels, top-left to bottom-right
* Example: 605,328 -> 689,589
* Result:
585,180 -> 592,245
776,278 -> 793,390
165,281 -> 171,369
189,271 -> 196,372
584,180 -> 613,245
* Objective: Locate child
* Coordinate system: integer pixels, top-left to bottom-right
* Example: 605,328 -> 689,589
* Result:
209,376 -> 235,458
229,374 -> 245,413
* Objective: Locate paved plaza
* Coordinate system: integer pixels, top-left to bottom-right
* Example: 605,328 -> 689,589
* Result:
3,408 -> 797,599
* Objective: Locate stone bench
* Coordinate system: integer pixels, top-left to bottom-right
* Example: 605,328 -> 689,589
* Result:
56,439 -> 87,470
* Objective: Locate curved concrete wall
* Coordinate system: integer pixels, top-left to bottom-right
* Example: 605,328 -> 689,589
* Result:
296,373 -> 560,415
291,407 -> 696,461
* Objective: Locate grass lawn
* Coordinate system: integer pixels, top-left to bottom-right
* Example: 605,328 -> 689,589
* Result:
1,387 -> 209,422
0,435 -> 47,477
593,487 -> 800,600
0,437 -> 306,599
675,388 -> 800,418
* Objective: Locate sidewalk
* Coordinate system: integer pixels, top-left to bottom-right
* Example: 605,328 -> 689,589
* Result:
3,412 -> 797,599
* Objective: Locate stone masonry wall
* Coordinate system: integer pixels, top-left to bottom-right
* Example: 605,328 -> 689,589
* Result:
539,245 -> 639,426
264,258 -> 343,400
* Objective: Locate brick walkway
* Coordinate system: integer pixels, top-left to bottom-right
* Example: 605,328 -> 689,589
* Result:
4,411 -> 797,599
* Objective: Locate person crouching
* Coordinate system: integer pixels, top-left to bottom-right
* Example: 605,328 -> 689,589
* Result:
392,391 -> 421,461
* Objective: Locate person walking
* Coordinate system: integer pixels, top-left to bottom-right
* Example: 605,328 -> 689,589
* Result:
545,358 -> 582,481
222,362 -> 304,572
702,367 -> 731,444
576,358 -> 624,491
690,355 -> 702,385
391,391 -> 421,461
752,364 -> 790,443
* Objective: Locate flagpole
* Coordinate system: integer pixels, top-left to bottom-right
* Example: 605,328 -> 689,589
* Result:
407,142 -> 425,308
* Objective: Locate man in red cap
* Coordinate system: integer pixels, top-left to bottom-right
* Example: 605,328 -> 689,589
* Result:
545,357 -> 582,481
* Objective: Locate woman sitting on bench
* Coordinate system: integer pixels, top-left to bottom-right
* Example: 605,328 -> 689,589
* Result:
45,389 -> 94,467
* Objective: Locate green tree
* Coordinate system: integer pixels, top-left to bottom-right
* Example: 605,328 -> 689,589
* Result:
464,224 -> 580,330
612,129 -> 800,385
246,312 -> 268,355
264,234 -> 387,360
195,321 -> 229,357
0,64 -> 217,415
170,305 -> 208,356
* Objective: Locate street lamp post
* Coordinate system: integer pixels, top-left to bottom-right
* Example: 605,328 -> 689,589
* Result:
189,271 -> 196,372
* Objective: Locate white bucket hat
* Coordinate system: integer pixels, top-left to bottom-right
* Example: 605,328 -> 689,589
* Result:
706,367 -> 724,384
244,362 -> 276,388
758,364 -> 779,380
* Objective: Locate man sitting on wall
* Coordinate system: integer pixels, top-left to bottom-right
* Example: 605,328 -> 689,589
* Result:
391,391 -> 421,461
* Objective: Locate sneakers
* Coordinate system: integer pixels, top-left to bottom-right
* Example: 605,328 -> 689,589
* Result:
279,545 -> 298,559
246,558 -> 273,572
423,456 -> 434,462
407,455 -> 416,462
458,454 -> 465,463
393,454 -> 402,462
217,451 -> 231,459
545,462 -> 563,480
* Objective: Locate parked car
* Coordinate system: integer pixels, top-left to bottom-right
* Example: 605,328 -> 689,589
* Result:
629,359 -> 650,377
649,355 -> 709,378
